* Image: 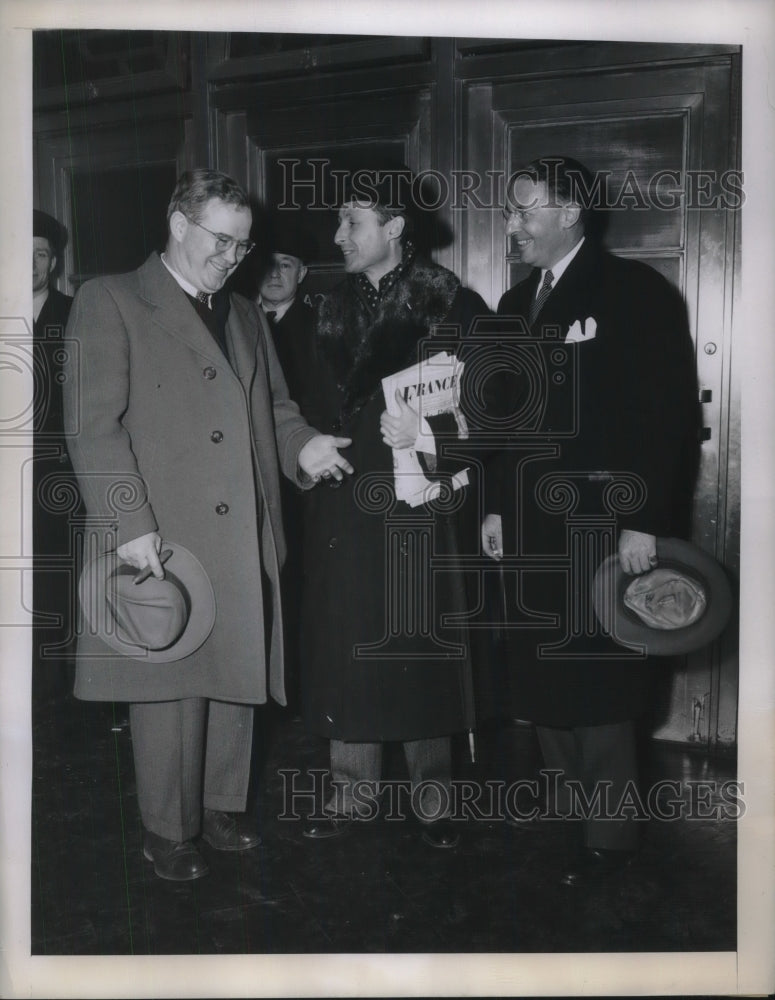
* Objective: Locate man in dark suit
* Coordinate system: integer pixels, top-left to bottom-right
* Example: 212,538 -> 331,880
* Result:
33,210 -> 72,333
32,210 -> 80,700
64,169 -> 353,881
482,156 -> 698,886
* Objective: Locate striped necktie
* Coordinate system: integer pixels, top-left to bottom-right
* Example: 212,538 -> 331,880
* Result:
529,269 -> 554,325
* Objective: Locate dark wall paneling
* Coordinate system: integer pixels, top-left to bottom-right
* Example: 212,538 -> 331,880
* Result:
35,106 -> 191,289
69,163 -> 177,279
209,33 -> 429,82
34,30 -> 189,111
219,85 -> 433,304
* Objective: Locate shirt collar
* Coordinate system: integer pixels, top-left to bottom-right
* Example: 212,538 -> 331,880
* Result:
355,241 -> 416,310
161,252 -> 211,306
259,296 -> 293,322
540,236 -> 585,289
33,287 -> 50,322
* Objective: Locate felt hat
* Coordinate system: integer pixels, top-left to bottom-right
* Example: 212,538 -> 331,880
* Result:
78,542 -> 216,662
33,209 -> 67,256
265,211 -> 316,263
592,537 -> 732,656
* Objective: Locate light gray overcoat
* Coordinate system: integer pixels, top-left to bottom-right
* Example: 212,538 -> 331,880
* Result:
64,252 -> 317,705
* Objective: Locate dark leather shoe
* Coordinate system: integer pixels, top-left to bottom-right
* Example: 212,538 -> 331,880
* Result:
201,809 -> 261,851
143,830 -> 209,882
302,814 -> 352,839
420,819 -> 460,850
561,847 -> 636,887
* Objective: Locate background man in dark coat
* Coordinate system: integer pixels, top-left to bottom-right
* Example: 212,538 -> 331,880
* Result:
482,156 -> 699,886
32,210 -> 80,701
256,218 -> 318,712
297,166 -> 488,849
33,209 -> 72,333
64,169 -> 353,882
257,216 -> 316,402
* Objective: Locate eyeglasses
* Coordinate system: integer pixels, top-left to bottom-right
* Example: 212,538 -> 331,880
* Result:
184,215 -> 255,259
502,205 -> 537,223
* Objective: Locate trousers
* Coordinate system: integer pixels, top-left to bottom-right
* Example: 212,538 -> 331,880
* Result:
536,720 -> 640,851
129,697 -> 254,842
326,736 -> 452,822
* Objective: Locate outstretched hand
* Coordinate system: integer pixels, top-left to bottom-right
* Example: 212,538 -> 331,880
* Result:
299,434 -> 354,483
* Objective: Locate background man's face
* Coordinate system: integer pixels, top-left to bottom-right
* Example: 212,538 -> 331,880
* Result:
173,198 -> 252,294
259,252 -> 306,308
334,202 -> 395,283
33,237 -> 55,293
504,177 -> 573,269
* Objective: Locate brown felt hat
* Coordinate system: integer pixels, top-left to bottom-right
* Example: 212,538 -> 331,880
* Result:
78,542 -> 216,662
593,537 -> 733,656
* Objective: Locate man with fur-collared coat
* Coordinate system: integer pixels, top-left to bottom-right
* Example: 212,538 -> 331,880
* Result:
296,168 -> 488,849
64,169 -> 352,882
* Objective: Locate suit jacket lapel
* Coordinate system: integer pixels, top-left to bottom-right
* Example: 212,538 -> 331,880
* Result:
533,241 -> 600,334
225,294 -> 260,389
138,253 -> 230,368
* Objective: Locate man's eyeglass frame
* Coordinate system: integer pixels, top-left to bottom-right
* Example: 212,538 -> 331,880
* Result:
185,215 -> 255,259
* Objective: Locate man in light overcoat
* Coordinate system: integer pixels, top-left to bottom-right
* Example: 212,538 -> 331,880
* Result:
64,169 -> 352,881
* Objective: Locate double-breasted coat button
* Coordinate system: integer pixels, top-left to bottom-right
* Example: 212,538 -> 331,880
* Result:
203,366 -> 217,380
215,502 -> 229,515
328,537 -> 337,548
210,430 -> 224,443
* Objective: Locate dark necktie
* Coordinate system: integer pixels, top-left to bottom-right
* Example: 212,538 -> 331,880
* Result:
265,310 -> 277,324
188,290 -> 230,362
529,269 -> 554,325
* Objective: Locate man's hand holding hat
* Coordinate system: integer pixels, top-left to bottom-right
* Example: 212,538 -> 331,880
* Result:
117,531 -> 165,580
618,528 -> 657,576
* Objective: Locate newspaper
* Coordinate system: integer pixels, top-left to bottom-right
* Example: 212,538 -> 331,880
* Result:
381,351 -> 469,507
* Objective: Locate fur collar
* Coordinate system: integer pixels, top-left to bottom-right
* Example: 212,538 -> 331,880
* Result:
317,255 -> 460,424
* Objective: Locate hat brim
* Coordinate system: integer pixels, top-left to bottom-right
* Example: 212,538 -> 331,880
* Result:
593,537 -> 732,656
79,542 -> 216,663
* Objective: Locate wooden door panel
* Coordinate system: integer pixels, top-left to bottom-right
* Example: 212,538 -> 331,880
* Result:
218,88 -> 431,305
35,108 -> 191,290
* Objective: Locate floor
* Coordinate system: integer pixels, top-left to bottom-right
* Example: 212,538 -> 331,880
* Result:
30,664 -> 737,957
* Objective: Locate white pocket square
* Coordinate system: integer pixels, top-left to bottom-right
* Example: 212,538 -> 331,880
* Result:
565,317 -> 597,343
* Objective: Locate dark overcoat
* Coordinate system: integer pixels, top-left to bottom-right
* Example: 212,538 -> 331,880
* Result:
298,255 -> 488,742
63,253 -> 317,706
34,287 -> 77,549
33,288 -> 81,655
485,238 -> 699,728
265,296 -> 319,710
267,296 -> 317,404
